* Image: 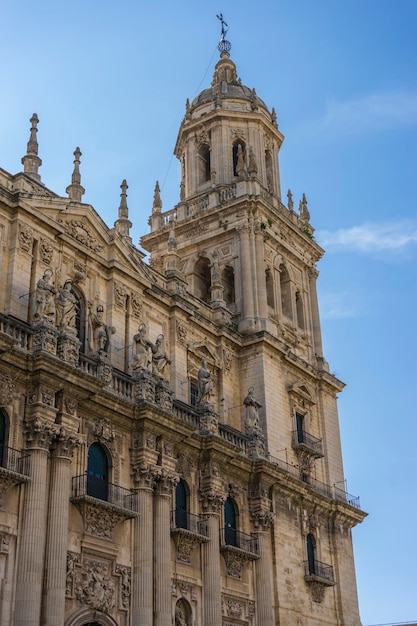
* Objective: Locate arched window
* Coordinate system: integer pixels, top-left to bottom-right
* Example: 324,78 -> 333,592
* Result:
233,141 -> 246,177
175,480 -> 188,530
224,497 -> 238,547
194,257 -> 211,303
0,410 -> 6,467
198,144 -> 211,183
296,291 -> 305,329
222,266 -> 235,305
266,268 -> 274,308
87,443 -> 109,501
280,266 -> 292,319
306,533 -> 316,575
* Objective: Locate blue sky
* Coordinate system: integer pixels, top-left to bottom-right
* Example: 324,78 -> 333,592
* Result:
2,1 -> 417,623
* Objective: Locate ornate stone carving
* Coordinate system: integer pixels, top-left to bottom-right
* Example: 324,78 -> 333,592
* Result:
64,397 -> 77,416
183,223 -> 208,239
57,218 -> 104,252
0,372 -> 15,406
155,377 -> 173,411
66,551 -> 80,597
93,417 -> 114,442
223,348 -> 232,372
131,290 -> 142,317
24,417 -> 57,450
131,463 -> 157,490
154,470 -> 178,497
195,130 -> 210,146
225,598 -> 243,618
222,550 -> 244,579
114,281 -> 127,308
39,236 -> 54,264
114,564 -> 131,610
51,428 -> 82,459
172,531 -> 207,564
199,488 -> 224,513
32,320 -> 58,355
18,222 -> 33,252
231,128 -> 247,141
74,557 -> 115,612
176,320 -> 187,344
177,452 -> 194,478
309,580 -> 326,603
57,332 -> 80,365
250,510 -> 274,531
0,533 -> 10,554
133,371 -> 155,403
74,501 -> 130,539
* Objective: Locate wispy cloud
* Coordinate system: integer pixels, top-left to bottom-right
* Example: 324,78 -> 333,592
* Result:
316,221 -> 417,254
306,89 -> 417,139
320,292 -> 364,320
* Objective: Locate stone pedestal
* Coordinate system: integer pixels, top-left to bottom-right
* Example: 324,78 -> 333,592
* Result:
57,331 -> 80,365
155,377 -> 174,411
32,320 -> 59,355
198,405 -> 219,436
133,371 -> 156,403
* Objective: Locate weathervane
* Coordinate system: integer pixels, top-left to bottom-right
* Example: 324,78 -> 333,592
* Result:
216,13 -> 231,53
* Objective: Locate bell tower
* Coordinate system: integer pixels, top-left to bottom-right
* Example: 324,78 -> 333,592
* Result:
142,31 -> 325,368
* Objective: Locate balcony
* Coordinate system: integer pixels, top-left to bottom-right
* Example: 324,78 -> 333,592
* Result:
171,509 -> 209,563
304,559 -> 335,586
292,429 -> 324,458
220,528 -> 259,578
71,474 -> 139,539
0,445 -> 30,492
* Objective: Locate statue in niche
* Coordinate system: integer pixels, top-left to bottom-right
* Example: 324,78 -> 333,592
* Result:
175,600 -> 188,626
244,387 -> 262,432
55,280 -> 78,332
151,334 -> 171,376
132,324 -> 152,372
197,357 -> 213,405
236,143 -> 247,177
34,269 -> 56,321
89,305 -> 115,355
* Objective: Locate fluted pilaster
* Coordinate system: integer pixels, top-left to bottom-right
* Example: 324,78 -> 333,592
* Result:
239,223 -> 255,330
154,472 -> 177,626
201,491 -> 223,626
254,224 -> 267,320
15,419 -> 56,626
251,511 -> 275,626
131,466 -> 156,626
42,432 -> 81,626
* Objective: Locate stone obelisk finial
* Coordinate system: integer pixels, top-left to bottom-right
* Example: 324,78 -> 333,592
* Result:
21,113 -> 42,181
66,147 -> 85,202
114,179 -> 132,238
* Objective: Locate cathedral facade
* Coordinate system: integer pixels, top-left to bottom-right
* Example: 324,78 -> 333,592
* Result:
0,41 -> 366,626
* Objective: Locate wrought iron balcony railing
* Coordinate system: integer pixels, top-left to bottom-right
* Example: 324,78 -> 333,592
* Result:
304,559 -> 335,584
171,509 -> 209,537
71,474 -> 138,513
0,444 -> 30,476
292,429 -> 324,457
220,528 -> 259,556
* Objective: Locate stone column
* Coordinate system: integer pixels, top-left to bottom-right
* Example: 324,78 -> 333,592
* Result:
251,511 -> 275,626
15,418 -> 56,626
154,472 -> 177,626
201,491 -> 224,626
308,267 -> 323,358
238,223 -> 255,331
254,223 -> 268,321
131,466 -> 156,626
42,431 -> 80,626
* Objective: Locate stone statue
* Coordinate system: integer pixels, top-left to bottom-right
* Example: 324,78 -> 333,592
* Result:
132,324 -> 152,372
34,269 -> 56,321
151,334 -> 171,376
55,280 -> 78,332
197,357 -> 213,405
236,143 -> 246,177
89,305 -> 115,355
244,387 -> 262,431
175,602 -> 188,626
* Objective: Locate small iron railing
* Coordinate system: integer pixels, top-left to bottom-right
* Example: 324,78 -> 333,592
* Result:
0,445 -> 30,476
171,509 -> 209,536
292,429 -> 323,456
304,559 -> 335,583
71,474 -> 138,512
220,528 -> 259,556
333,485 -> 361,509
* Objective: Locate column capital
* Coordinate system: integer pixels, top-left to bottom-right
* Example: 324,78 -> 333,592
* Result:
154,469 -> 178,496
199,488 -> 225,513
51,428 -> 83,460
23,416 -> 58,451
131,462 -> 159,490
250,509 -> 274,531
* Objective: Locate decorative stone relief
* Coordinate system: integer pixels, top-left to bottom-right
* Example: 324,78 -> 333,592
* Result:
23,417 -> 58,450
39,236 -> 54,264
231,128 -> 247,141
223,348 -> 232,372
199,488 -> 224,513
0,372 -> 15,406
171,577 -> 197,601
176,452 -> 194,478
93,417 -> 114,442
309,580 -> 326,603
72,500 -> 134,539
172,531 -> 207,564
18,222 -> 33,252
250,510 -> 274,531
57,218 -> 104,252
64,397 -> 77,416
195,130 -> 210,146
183,223 -> 208,239
114,564 -> 131,610
222,550 -> 244,579
32,322 -> 58,355
74,259 -> 87,275
51,429 -> 82,459
0,533 -> 10,554
113,281 -> 127,308
176,320 -> 187,344
74,557 -> 115,612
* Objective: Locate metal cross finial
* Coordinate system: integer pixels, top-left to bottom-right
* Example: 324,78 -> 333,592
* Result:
216,13 -> 229,41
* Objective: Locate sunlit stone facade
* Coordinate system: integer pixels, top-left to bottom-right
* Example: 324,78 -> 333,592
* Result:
0,45 -> 366,626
